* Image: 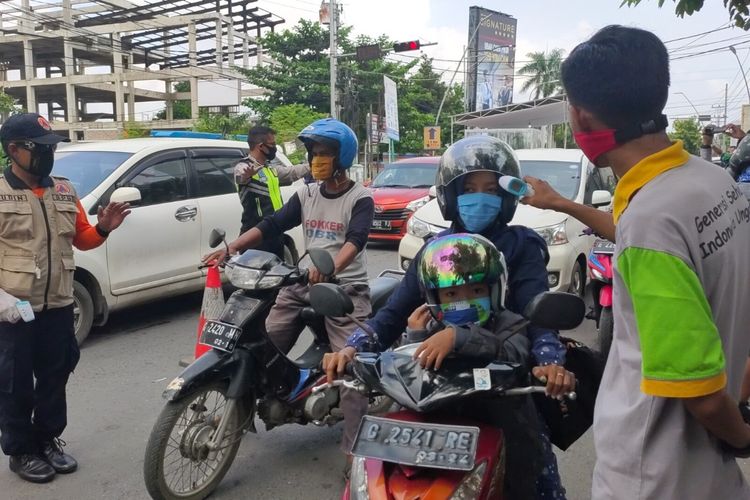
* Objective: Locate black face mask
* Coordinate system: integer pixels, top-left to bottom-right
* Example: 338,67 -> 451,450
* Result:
30,149 -> 55,177
14,147 -> 55,178
263,144 -> 277,161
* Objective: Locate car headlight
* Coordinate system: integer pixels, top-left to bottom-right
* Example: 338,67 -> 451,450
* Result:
349,456 -> 368,500
407,216 -> 432,238
406,195 -> 430,212
535,222 -> 568,246
226,265 -> 283,289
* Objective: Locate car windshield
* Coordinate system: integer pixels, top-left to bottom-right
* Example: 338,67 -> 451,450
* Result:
372,163 -> 437,188
52,151 -> 133,198
521,160 -> 582,200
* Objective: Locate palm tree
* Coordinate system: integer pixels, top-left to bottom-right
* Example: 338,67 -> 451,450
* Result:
516,49 -> 565,100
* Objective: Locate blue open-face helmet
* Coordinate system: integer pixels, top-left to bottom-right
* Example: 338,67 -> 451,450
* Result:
298,118 -> 358,170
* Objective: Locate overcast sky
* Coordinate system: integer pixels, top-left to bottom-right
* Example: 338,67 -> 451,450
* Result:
259,0 -> 750,125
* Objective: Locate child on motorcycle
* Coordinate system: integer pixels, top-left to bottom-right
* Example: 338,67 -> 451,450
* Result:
408,233 -> 529,371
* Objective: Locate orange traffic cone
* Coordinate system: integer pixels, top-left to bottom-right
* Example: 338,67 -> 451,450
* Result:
195,265 -> 225,358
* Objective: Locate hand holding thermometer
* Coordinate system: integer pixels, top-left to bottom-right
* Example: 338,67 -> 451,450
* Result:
499,175 -> 534,198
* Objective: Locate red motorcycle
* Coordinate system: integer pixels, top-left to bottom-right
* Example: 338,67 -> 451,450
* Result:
586,238 -> 615,358
309,285 -> 584,499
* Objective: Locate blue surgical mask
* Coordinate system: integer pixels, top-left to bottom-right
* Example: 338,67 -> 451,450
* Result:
439,297 -> 491,326
457,193 -> 502,232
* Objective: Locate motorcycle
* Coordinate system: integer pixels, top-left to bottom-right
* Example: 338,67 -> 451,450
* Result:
586,238 -> 615,359
308,283 -> 585,499
143,229 -> 401,500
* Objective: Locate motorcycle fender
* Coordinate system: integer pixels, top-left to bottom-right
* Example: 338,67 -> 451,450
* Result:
599,285 -> 613,307
163,348 -> 254,402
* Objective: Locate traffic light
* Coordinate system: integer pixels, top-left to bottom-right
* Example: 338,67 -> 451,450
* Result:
393,40 -> 421,53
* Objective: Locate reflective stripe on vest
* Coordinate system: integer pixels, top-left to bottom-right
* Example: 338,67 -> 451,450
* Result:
252,167 -> 282,210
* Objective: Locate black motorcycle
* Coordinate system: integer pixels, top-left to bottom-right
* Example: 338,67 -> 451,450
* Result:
143,229 -> 401,500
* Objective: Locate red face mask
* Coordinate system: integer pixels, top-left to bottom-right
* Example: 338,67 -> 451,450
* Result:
573,129 -> 618,166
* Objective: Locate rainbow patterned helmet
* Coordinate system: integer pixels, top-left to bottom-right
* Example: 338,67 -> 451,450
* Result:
417,233 -> 508,321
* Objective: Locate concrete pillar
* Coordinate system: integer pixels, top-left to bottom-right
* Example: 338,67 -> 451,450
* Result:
166,80 -> 173,121
215,20 -> 223,68
23,39 -> 35,112
257,27 -> 263,68
228,24 -> 235,67
20,0 -> 30,33
62,0 -> 72,26
188,22 -> 197,66
63,37 -> 77,124
113,33 -> 124,124
189,22 -> 199,120
127,55 -> 135,121
242,37 -> 249,69
190,77 -> 199,119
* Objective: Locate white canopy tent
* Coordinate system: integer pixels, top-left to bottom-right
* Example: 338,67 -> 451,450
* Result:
449,95 -> 570,148
453,95 -> 569,129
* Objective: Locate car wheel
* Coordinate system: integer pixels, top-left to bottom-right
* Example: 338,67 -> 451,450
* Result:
73,280 -> 94,346
568,260 -> 586,297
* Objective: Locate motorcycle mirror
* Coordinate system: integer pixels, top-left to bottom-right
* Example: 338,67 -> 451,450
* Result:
308,248 -> 335,277
209,228 -> 226,249
309,283 -> 354,317
523,291 -> 585,330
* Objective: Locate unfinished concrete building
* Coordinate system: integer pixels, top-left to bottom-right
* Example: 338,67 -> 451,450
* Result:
0,0 -> 284,141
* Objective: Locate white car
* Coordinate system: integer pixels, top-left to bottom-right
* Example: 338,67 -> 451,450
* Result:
52,138 -> 304,344
398,149 -> 615,295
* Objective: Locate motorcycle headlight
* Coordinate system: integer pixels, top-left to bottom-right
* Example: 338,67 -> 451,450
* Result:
535,221 -> 568,246
349,456 -> 368,500
406,195 -> 430,212
226,265 -> 283,289
449,460 -> 488,499
407,216 -> 432,238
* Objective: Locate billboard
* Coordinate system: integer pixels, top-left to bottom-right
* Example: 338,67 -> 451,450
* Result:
384,76 -> 399,141
466,7 -> 517,112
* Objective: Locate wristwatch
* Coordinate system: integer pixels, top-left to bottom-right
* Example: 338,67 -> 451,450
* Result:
95,224 -> 110,237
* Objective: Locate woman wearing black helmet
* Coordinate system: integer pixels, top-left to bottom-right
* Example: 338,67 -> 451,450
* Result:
324,135 -> 573,498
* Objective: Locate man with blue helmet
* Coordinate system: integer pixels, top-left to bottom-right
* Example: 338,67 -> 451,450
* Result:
204,118 -> 374,460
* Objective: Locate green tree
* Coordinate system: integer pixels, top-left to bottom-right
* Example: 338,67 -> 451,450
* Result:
669,118 -> 701,154
0,89 -> 21,165
622,0 -> 750,29
269,103 -> 327,164
155,81 -> 192,120
553,122 -> 576,148
193,111 -> 252,137
517,49 -> 565,100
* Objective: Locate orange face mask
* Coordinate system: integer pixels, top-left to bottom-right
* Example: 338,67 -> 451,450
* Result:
311,155 -> 335,180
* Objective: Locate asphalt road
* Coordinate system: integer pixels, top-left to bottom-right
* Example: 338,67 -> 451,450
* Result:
3,242 -> 749,500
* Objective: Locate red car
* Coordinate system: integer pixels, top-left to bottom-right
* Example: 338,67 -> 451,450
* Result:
368,156 -> 440,242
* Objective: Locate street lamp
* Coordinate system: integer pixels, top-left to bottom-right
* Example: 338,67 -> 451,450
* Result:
729,46 -> 750,104
674,92 -> 701,121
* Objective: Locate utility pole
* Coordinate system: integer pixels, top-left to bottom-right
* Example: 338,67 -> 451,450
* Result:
724,82 -> 729,126
329,0 -> 338,119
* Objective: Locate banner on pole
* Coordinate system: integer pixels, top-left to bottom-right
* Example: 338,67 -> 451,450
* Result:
384,76 -> 400,141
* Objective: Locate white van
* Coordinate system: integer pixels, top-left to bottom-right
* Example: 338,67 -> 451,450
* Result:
52,138 -> 304,344
398,149 -> 615,295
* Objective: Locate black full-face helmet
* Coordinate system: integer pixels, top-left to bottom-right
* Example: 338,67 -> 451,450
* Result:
436,136 -> 521,226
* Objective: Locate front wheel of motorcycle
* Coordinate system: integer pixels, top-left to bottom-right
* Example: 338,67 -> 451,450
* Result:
143,382 -> 244,500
